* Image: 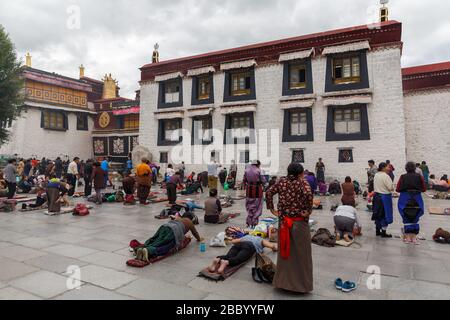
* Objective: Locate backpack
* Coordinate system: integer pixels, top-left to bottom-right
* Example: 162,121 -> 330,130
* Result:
73,203 -> 89,216
312,228 -> 336,247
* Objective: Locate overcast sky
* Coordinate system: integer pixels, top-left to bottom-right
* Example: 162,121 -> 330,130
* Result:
1,0 -> 449,98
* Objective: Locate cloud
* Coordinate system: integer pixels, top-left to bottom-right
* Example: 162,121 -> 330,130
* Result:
0,0 -> 449,97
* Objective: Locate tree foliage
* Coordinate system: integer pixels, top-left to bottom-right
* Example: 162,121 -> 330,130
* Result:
0,24 -> 24,146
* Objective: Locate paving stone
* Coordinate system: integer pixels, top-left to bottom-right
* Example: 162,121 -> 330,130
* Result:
78,265 -> 137,290
24,254 -> 89,274
44,244 -> 99,258
117,278 -> 207,300
0,245 -> 47,262
76,238 -> 128,252
79,252 -> 129,271
53,284 -> 134,300
9,270 -> 70,299
47,233 -> 93,244
0,287 -> 42,300
13,237 -> 59,249
0,258 -> 38,281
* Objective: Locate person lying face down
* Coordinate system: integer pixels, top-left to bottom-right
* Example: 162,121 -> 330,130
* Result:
207,235 -> 277,274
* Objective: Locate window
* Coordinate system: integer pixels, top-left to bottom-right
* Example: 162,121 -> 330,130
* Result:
158,119 -> 183,146
289,63 -> 307,89
290,110 -> 308,136
339,149 -> 354,163
239,150 -> 250,164
292,149 -> 305,163
334,107 -> 361,134
224,112 -> 255,144
224,68 -> 256,102
192,73 -> 214,105
282,108 -> 313,142
158,78 -> 183,108
123,114 -> 139,130
160,152 -> 168,164
326,104 -> 370,141
76,114 -> 88,131
231,114 -> 251,139
192,116 -> 213,145
231,72 -> 251,96
198,76 -> 211,100
41,110 -> 66,130
325,51 -> 369,92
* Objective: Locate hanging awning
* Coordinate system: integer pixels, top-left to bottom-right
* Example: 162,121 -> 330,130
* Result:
279,48 -> 314,62
187,66 -> 216,77
322,95 -> 372,106
154,110 -> 185,119
322,40 -> 371,55
112,106 -> 140,115
280,99 -> 315,109
220,102 -> 257,115
154,71 -> 184,82
220,59 -> 257,71
186,107 -> 214,117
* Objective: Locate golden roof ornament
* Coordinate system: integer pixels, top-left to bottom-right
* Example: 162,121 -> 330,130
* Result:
102,73 -> 118,99
152,43 -> 160,63
25,53 -> 32,67
79,64 -> 85,78
380,0 -> 389,22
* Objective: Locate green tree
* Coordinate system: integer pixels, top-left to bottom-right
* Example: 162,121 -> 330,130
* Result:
0,24 -> 24,146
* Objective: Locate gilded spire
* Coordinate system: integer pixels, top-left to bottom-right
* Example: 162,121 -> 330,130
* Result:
79,64 -> 85,78
152,43 -> 160,63
380,0 -> 389,22
25,52 -> 32,67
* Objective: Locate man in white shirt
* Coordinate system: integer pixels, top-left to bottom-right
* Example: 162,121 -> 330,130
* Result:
67,157 -> 80,196
372,162 -> 394,238
207,159 -> 221,190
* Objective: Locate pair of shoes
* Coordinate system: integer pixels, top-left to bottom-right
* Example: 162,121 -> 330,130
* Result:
376,229 -> 382,236
335,278 -> 357,292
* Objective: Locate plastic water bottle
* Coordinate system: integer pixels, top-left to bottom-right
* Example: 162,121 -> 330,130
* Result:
200,242 -> 206,252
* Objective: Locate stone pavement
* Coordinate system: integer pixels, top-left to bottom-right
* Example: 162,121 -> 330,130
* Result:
0,188 -> 450,300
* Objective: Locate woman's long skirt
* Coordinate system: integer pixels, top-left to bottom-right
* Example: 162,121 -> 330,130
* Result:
273,220 -> 313,293
46,187 -> 61,213
137,184 -> 150,204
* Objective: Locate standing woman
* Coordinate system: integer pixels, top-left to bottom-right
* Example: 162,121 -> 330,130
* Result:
315,158 -> 325,183
136,158 -> 152,205
371,162 -> 394,238
92,162 -> 105,205
265,163 -> 314,294
341,176 -> 356,206
396,162 -> 426,244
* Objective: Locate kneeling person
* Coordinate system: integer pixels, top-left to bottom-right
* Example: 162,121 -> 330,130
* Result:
204,188 -> 230,224
333,203 -> 361,242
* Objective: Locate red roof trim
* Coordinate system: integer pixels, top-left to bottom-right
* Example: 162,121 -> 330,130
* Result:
402,61 -> 450,77
140,20 -> 402,82
24,68 -> 92,92
402,61 -> 450,91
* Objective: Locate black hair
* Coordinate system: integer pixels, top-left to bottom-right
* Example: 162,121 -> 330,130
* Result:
345,176 -> 352,183
405,162 -> 416,174
168,164 -> 173,169
73,157 -> 80,161
368,160 -> 375,165
8,159 -> 16,164
378,162 -> 387,171
430,174 -> 435,179
209,188 -> 218,197
421,161 -> 426,165
287,163 -> 304,177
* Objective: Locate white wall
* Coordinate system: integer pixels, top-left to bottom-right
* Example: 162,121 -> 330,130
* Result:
0,107 -> 94,160
404,89 -> 450,178
139,47 -> 407,184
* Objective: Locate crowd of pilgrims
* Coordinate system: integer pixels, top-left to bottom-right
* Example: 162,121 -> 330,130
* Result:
1,154 -> 449,294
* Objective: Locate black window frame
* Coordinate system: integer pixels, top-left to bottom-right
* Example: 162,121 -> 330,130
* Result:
282,58 -> 314,96
158,77 -> 183,109
338,149 -> 354,163
239,150 -> 250,164
40,110 -> 68,131
191,73 -> 214,105
282,108 -> 314,142
325,50 -> 369,92
223,68 -> 256,102
326,104 -> 370,141
223,112 -> 256,145
292,149 -> 305,164
157,118 -> 183,146
191,115 -> 213,145
160,152 -> 169,164
76,113 -> 89,131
